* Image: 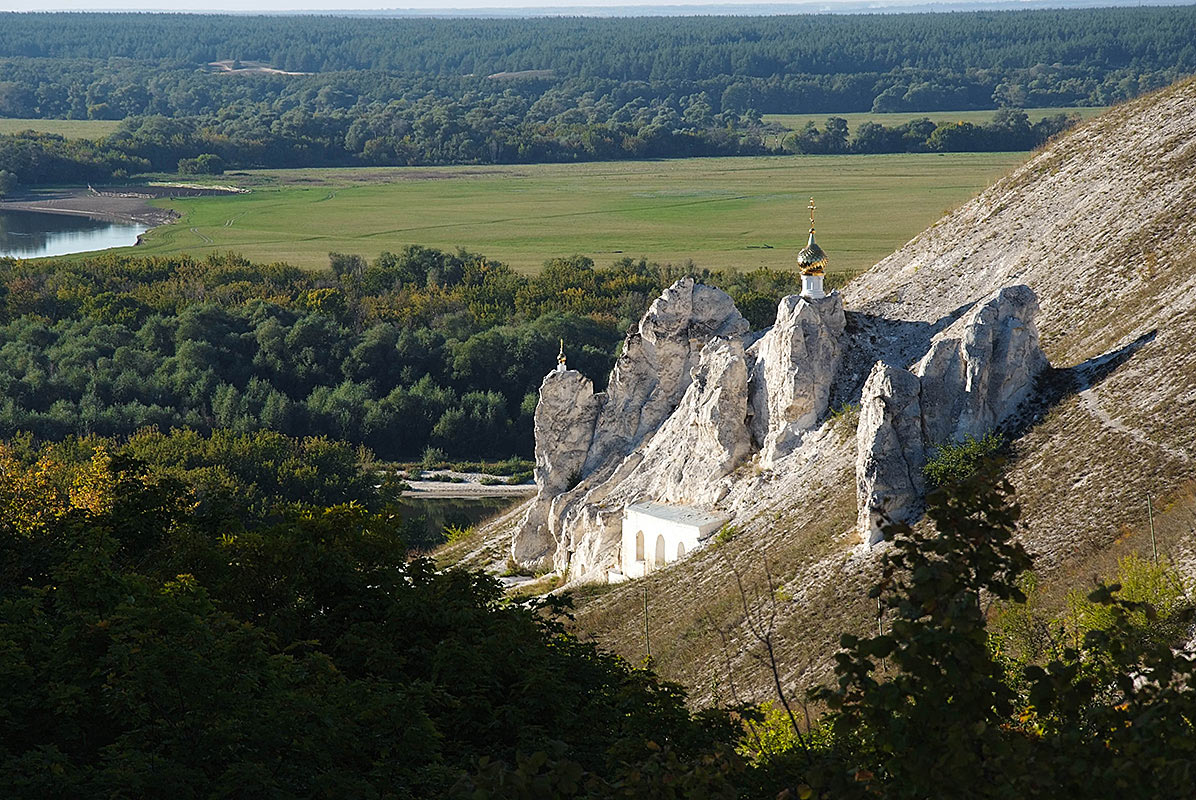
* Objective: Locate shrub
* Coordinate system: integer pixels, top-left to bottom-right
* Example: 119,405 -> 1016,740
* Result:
178,153 -> 226,175
422,446 -> 447,470
828,401 -> 860,441
711,523 -> 739,549
443,523 -> 474,543
923,430 -> 1004,488
1067,553 -> 1194,652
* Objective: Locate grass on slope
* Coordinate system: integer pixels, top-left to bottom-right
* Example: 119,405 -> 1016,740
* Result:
0,118 -> 121,139
763,106 -> 1108,132
133,153 -> 1025,274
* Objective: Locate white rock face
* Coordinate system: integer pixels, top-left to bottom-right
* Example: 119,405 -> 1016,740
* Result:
628,336 -> 752,504
854,284 -> 1049,544
555,337 -> 754,581
511,278 -> 751,577
532,369 -> 601,495
514,274 -> 1046,572
511,368 -> 601,565
855,362 -> 926,545
915,284 -> 1048,446
580,277 -> 749,479
747,293 -> 846,465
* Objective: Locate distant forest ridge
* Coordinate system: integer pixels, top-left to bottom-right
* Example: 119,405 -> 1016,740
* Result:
0,6 -> 1193,186
1,7 -> 1194,81
337,0 -> 1196,16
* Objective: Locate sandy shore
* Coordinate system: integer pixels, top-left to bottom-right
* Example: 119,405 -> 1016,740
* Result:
0,184 -> 242,228
403,481 -> 537,499
401,469 -> 537,499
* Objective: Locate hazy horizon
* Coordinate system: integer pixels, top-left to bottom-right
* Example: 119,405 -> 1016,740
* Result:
2,0 -> 1189,13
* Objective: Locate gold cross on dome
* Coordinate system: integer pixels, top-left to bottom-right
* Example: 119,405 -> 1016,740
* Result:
808,198 -> 816,229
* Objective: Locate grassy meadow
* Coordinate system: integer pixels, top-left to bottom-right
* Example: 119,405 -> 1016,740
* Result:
0,118 -> 121,139
133,153 -> 1026,274
763,106 -> 1108,132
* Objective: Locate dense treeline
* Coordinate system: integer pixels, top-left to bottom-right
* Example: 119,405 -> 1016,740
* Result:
0,106 -> 1077,193
0,436 -> 742,796
781,108 -> 1075,154
1,427 -> 394,522
6,452 -> 1196,796
1,8 -> 1193,97
0,247 -> 812,460
1,8 -> 1194,186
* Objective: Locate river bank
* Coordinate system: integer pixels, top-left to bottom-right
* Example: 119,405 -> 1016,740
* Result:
0,184 -> 244,229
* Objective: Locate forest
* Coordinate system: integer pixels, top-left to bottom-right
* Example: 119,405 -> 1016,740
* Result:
1,7 -> 1195,187
2,8 -> 1193,94
0,107 -> 1077,192
5,446 -> 1196,797
0,247 -> 817,460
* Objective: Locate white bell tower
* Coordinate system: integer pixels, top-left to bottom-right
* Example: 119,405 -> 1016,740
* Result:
797,198 -> 829,300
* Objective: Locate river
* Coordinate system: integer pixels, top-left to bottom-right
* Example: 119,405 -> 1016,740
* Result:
0,208 -> 149,259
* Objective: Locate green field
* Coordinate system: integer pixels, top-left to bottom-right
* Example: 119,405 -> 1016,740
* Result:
134,153 -> 1026,274
0,118 -> 121,139
763,106 -> 1107,132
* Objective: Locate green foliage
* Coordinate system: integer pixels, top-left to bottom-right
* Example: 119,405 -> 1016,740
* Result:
0,428 -> 387,530
1067,554 -> 1193,653
0,248 -> 806,461
443,523 -> 474,543
805,470 -> 1033,798
828,401 -> 860,441
750,473 -> 1196,799
177,152 -> 225,175
711,523 -> 739,549
992,555 -> 1195,678
1,10 -> 1191,185
781,109 -> 1078,155
6,419 -> 1196,796
0,451 -> 741,796
923,430 -> 1005,489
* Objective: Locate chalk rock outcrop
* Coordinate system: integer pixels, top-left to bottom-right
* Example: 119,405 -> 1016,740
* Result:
627,336 -> 752,503
915,284 -> 1048,445
555,338 -> 756,580
747,293 -> 846,465
515,273 -> 1045,572
512,368 -> 601,565
854,284 -> 1049,544
556,337 -> 753,579
512,278 -> 751,576
855,363 -> 926,545
580,277 -> 749,479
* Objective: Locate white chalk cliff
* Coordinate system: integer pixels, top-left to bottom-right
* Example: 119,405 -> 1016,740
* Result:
493,77 -> 1196,701
512,268 -> 1045,581
854,285 -> 1048,544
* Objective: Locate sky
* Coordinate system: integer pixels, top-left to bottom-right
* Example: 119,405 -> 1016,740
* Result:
0,0 -> 1043,11
1,0 -> 814,8
0,0 -> 1167,12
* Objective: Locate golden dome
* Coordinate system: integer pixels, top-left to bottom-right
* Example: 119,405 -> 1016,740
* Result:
798,198 -> 827,276
798,231 -> 827,276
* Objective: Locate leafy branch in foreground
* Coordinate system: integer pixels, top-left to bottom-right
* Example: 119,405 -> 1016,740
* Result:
757,468 -> 1196,800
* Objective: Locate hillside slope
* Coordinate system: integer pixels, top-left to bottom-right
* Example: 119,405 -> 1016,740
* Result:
485,76 -> 1196,704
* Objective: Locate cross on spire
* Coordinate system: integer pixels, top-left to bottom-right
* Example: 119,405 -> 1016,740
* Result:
808,197 -> 816,232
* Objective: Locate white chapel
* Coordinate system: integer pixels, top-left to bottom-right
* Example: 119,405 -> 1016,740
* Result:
609,502 -> 729,582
